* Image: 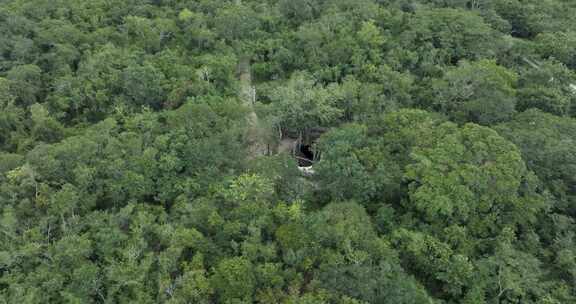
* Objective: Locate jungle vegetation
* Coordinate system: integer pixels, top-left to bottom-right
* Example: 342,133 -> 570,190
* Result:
1,0 -> 576,303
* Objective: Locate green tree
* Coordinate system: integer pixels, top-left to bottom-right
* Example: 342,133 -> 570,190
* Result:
309,202 -> 434,303
120,64 -> 166,109
269,72 -> 343,137
405,123 -> 544,230
0,78 -> 25,151
399,8 -> 500,69
516,60 -> 576,116
496,110 -> 576,214
314,124 -> 376,202
535,31 -> 576,69
29,103 -> 64,144
213,3 -> 262,43
211,257 -> 256,303
432,60 -> 517,125
278,0 -> 320,25
6,64 -> 43,106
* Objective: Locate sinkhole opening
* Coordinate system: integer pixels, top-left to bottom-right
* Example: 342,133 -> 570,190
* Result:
297,144 -> 315,167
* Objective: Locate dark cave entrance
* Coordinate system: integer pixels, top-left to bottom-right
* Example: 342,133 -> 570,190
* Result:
296,144 -> 315,167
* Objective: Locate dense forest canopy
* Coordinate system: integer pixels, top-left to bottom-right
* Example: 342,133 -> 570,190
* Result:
1,0 -> 576,303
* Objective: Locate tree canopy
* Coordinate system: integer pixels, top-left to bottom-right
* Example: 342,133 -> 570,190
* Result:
1,0 -> 576,303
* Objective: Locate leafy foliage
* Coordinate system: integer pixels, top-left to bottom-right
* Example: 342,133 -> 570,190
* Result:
1,0 -> 576,303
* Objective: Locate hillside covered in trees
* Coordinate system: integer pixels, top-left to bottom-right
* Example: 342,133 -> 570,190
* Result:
1,0 -> 576,303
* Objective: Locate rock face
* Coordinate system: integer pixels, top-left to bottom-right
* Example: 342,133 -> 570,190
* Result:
277,138 -> 298,155
298,166 -> 315,176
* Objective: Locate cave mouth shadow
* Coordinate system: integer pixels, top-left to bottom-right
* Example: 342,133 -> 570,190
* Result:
297,144 -> 314,167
